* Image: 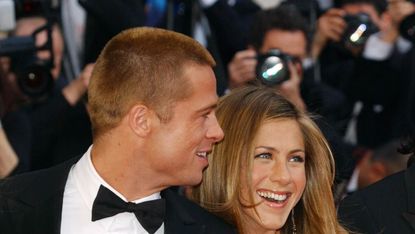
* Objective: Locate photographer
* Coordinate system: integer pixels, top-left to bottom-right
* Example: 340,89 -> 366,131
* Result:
227,4 -> 356,188
389,0 -> 415,141
227,5 -> 310,109
312,0 -> 398,60
228,5 -> 349,120
0,43 -> 32,175
338,134 -> 415,233
313,0 -> 414,148
388,0 -> 415,42
2,14 -> 94,171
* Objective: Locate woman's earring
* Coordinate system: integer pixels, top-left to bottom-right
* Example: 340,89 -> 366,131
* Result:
291,209 -> 297,234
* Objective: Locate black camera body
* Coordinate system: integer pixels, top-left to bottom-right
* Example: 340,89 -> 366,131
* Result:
342,12 -> 378,48
11,49 -> 54,99
256,49 -> 292,87
400,12 -> 415,43
0,24 -> 54,99
0,0 -> 57,99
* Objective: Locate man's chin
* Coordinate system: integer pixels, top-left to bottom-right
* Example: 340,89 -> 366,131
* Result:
184,174 -> 203,187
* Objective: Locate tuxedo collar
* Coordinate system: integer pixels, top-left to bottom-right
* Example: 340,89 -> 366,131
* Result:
15,157 -> 80,206
403,164 -> 415,231
4,156 -> 211,234
73,148 -> 161,212
5,156 -> 81,234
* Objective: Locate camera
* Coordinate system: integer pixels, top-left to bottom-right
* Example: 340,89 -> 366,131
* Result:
0,24 -> 54,99
400,12 -> 415,43
342,13 -> 378,48
0,0 -> 58,99
256,49 -> 293,86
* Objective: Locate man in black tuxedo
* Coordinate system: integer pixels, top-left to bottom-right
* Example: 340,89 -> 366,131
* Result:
338,137 -> 415,234
0,27 -> 235,234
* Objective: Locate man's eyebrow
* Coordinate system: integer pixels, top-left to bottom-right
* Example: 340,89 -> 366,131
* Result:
196,103 -> 218,113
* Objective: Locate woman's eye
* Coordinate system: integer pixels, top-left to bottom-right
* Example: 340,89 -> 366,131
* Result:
254,153 -> 272,159
289,155 -> 305,163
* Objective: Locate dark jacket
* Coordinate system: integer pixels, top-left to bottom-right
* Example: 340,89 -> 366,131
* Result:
0,157 -> 236,234
338,164 -> 415,234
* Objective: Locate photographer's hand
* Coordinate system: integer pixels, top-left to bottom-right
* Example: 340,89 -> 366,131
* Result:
312,8 -> 346,60
377,11 -> 399,43
0,122 -> 18,178
388,0 -> 415,26
276,62 -> 306,112
62,63 -> 95,106
227,49 -> 257,89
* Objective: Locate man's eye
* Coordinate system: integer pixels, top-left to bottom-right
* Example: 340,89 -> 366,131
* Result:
254,153 -> 272,159
202,111 -> 212,118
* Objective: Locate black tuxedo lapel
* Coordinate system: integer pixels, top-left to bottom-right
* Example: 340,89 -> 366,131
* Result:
162,188 -> 207,234
31,191 -> 67,234
403,165 -> 415,231
402,213 -> 415,231
13,193 -> 64,234
1,157 -> 80,234
2,158 -> 234,234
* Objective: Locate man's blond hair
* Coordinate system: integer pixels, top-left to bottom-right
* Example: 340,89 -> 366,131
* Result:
88,27 -> 215,138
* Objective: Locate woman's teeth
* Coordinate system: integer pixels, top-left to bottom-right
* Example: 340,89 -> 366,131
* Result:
257,191 -> 288,203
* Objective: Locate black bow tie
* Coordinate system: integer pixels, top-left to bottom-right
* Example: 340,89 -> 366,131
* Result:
92,185 -> 166,234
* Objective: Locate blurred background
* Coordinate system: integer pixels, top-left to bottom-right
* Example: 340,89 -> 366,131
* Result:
1,0 -> 414,200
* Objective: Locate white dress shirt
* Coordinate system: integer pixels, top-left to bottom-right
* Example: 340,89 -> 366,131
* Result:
363,32 -> 412,61
61,146 -> 164,234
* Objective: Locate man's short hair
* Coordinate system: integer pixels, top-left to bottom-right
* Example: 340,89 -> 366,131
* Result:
372,139 -> 411,174
334,0 -> 387,15
88,27 -> 215,138
248,4 -> 310,51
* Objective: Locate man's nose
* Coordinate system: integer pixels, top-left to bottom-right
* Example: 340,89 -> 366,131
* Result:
207,114 -> 224,143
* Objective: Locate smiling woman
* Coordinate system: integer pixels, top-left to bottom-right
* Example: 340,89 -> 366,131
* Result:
239,119 -> 306,234
190,85 -> 347,234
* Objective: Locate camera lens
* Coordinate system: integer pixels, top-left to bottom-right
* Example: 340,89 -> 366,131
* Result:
343,13 -> 377,48
256,49 -> 290,86
16,62 -> 53,98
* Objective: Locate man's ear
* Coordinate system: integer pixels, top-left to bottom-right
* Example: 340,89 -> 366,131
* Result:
128,104 -> 153,137
371,161 -> 387,178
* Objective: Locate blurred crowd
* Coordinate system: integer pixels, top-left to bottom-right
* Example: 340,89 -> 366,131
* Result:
1,0 -> 414,197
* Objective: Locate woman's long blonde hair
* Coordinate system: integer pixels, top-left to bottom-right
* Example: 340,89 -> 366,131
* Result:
191,85 -> 347,233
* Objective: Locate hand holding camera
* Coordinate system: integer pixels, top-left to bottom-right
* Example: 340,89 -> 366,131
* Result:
312,8 -> 346,59
228,47 -> 306,110
227,49 -> 257,89
0,23 -> 55,99
256,49 -> 298,86
228,48 -> 298,87
388,0 -> 415,42
342,12 -> 378,48
313,8 -> 379,57
277,61 -> 306,112
228,48 -> 302,88
388,0 -> 415,26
